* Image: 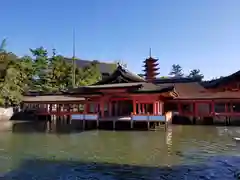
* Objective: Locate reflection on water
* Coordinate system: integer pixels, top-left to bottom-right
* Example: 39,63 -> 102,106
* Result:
0,121 -> 240,179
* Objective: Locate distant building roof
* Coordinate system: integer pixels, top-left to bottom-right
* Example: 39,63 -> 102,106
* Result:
203,70 -> 240,89
153,77 -> 201,84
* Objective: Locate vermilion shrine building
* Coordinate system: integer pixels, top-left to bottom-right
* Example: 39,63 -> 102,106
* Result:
22,56 -> 240,128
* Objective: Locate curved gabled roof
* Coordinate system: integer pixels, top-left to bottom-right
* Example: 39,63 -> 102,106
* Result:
203,70 -> 240,89
94,65 -> 146,85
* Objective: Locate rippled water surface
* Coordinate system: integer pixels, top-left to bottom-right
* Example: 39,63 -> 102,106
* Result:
0,122 -> 240,179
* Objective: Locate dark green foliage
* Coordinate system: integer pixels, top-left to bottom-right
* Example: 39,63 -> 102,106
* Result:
169,64 -> 184,77
187,69 -> 204,81
0,40 -> 103,106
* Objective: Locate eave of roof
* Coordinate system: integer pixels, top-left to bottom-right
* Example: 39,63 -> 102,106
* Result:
84,82 -> 143,89
174,91 -> 240,100
22,95 -> 85,102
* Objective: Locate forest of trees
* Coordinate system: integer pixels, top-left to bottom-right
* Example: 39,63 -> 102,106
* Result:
0,39 -> 206,107
0,40 -> 115,107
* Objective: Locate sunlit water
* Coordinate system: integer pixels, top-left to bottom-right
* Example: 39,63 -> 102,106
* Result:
0,122 -> 240,179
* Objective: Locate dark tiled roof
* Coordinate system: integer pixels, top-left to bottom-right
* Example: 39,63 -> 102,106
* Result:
130,83 -> 174,93
203,70 -> 240,89
94,65 -> 145,85
174,82 -> 206,98
67,82 -> 174,95
64,58 -> 115,74
24,90 -> 65,96
84,82 -> 143,89
153,77 -> 201,84
176,91 -> 240,100
23,95 -> 85,102
173,82 -> 240,99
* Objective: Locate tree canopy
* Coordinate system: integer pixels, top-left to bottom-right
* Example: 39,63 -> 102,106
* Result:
0,40 -> 103,107
187,69 -> 204,80
169,64 -> 184,77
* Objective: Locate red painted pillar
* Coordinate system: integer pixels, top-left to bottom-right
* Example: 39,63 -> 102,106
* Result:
194,102 -> 198,116
100,100 -> 104,117
225,102 -> 228,113
138,103 -> 141,114
153,102 -> 157,114
156,102 -> 159,115
161,102 -> 164,115
119,101 -> 122,115
109,101 -> 112,116
84,101 -> 87,114
133,99 -> 136,115
142,103 -> 145,114
211,101 -> 215,115
158,102 -> 163,115
230,102 -> 233,113
86,103 -> 89,113
95,102 -> 98,113
178,102 -> 182,115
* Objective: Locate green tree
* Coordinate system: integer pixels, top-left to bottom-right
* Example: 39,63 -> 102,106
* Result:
76,61 -> 101,86
0,39 -> 27,106
188,69 -> 204,80
49,52 -> 72,91
110,63 -> 118,72
30,47 -> 52,91
0,42 -> 105,106
169,64 -> 184,77
0,39 -> 9,79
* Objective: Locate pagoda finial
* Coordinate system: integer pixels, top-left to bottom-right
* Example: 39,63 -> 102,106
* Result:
149,48 -> 152,57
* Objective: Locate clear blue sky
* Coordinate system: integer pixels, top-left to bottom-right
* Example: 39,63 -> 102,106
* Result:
1,0 -> 240,80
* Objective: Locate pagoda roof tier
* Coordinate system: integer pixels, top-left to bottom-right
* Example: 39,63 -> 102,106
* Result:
145,72 -> 160,75
143,57 -> 158,63
142,64 -> 159,68
143,68 -> 160,72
